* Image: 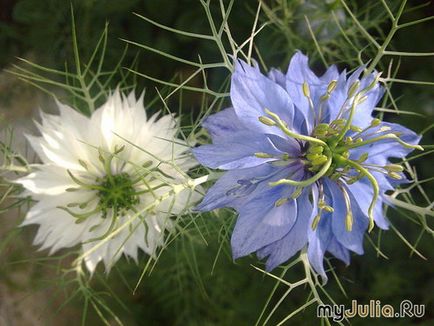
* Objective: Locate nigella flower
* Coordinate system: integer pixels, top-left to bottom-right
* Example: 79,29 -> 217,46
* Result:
193,52 -> 422,281
16,89 -> 199,273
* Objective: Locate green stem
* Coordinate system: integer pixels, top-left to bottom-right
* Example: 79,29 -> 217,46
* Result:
364,0 -> 407,76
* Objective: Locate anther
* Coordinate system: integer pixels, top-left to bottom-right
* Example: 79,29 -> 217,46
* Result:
291,187 -> 303,199
78,159 -> 88,170
388,172 -> 402,180
302,82 -> 310,98
327,80 -> 337,93
370,118 -> 381,127
350,125 -> 363,133
356,153 -> 369,163
384,164 -> 404,172
254,152 -> 274,159
345,211 -> 353,232
348,80 -> 360,98
275,197 -> 288,207
311,214 -> 321,230
258,116 -> 276,126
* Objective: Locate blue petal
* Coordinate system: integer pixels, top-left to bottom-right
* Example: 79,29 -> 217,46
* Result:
285,51 -> 322,133
327,237 -> 350,265
256,189 -> 312,271
324,68 -> 383,128
231,169 -> 305,259
268,68 -> 286,88
267,134 -> 301,157
324,179 -> 368,255
195,164 -> 277,211
307,213 -> 333,282
320,71 -> 347,123
231,60 -> 294,135
351,87 -> 383,129
307,185 -> 333,282
192,132 -> 284,170
320,64 -> 339,83
286,51 -> 320,85
202,107 -> 243,143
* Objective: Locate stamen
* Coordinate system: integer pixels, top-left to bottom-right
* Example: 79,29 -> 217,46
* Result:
254,152 -> 274,158
388,172 -> 402,180
356,153 -> 369,163
302,82 -> 311,98
275,197 -> 288,207
291,186 -> 303,199
302,82 -> 317,123
258,116 -> 276,126
57,206 -> 101,224
311,214 -> 321,230
67,170 -> 105,191
348,80 -> 360,98
78,159 -> 88,170
342,157 -> 379,232
327,80 -> 338,93
338,184 -> 353,231
371,118 -> 381,127
331,93 -> 364,148
336,133 -> 424,152
384,164 -> 404,172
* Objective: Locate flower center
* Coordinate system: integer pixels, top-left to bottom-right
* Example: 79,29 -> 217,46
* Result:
57,146 -> 150,227
97,172 -> 140,217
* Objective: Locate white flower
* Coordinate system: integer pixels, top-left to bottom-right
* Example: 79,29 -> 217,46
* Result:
16,89 -> 200,273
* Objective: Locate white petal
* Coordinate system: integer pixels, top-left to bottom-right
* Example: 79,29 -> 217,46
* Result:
16,164 -> 75,195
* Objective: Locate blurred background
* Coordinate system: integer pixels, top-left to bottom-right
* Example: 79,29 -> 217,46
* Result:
0,0 -> 433,325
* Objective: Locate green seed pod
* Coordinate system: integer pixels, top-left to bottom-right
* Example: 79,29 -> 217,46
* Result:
311,155 -> 328,166
306,153 -> 320,161
308,145 -> 324,154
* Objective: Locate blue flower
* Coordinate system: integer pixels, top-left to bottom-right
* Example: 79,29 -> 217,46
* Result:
193,52 -> 422,281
